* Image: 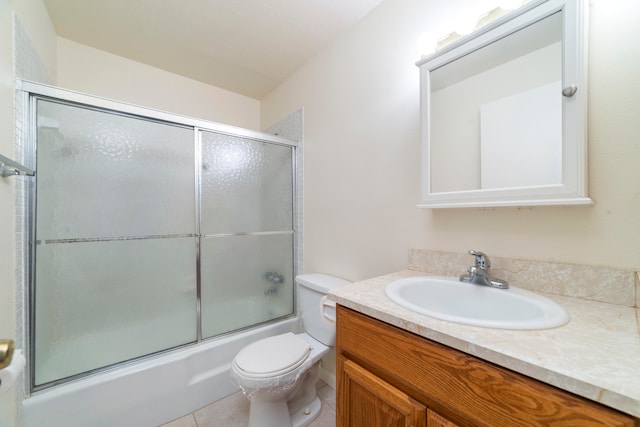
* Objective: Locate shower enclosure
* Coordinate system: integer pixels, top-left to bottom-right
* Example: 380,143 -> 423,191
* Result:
25,83 -> 298,391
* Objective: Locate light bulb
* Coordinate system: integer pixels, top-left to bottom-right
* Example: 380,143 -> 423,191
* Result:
416,33 -> 437,57
454,11 -> 478,35
497,0 -> 521,10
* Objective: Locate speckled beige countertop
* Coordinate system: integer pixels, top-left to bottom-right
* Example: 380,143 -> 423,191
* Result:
328,270 -> 640,418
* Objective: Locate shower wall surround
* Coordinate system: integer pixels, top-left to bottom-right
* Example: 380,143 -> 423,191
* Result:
409,249 -> 639,308
265,108 -> 304,279
14,15 -> 54,357
13,15 -> 55,426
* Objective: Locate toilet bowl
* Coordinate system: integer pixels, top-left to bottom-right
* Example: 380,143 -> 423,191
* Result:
231,332 -> 329,427
230,273 -> 350,427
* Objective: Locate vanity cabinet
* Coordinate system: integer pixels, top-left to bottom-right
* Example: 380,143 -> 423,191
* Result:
336,305 -> 638,427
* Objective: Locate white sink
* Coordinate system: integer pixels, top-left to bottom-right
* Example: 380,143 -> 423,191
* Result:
385,276 -> 569,330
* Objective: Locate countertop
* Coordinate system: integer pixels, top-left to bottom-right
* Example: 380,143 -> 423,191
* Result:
328,270 -> 640,418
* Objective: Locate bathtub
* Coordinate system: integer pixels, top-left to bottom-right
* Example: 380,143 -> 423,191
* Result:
23,317 -> 299,427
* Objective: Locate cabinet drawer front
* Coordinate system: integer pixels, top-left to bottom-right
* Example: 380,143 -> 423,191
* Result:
337,306 -> 636,427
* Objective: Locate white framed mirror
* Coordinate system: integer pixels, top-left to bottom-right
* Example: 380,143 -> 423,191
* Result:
417,0 -> 591,208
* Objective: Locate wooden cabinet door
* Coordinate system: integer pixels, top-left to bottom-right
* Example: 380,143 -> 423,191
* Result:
338,359 -> 426,427
337,306 -> 638,427
427,410 -> 461,427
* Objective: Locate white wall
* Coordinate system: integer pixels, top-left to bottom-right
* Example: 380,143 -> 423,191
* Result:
57,38 -> 261,130
261,0 -> 640,280
263,0 -> 419,280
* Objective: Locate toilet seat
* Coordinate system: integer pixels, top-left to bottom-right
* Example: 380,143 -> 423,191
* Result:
233,332 -> 311,378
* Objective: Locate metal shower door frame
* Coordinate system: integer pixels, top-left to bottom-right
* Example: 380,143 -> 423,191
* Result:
21,81 -> 300,392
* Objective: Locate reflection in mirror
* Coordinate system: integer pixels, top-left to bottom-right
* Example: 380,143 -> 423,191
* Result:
430,11 -> 562,193
417,0 -> 591,208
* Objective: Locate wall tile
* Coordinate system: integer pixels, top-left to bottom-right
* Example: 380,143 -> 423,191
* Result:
13,14 -> 55,425
265,108 -> 304,277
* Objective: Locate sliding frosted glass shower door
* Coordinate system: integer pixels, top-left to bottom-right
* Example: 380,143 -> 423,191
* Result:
28,84 -> 298,390
200,131 -> 294,338
33,99 -> 197,386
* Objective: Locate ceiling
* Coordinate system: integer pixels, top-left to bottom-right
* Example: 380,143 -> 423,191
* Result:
43,0 -> 385,100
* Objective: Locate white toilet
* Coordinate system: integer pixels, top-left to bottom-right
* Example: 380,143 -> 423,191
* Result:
230,273 -> 350,427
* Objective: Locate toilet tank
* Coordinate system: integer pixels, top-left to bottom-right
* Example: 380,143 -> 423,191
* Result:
296,273 -> 350,346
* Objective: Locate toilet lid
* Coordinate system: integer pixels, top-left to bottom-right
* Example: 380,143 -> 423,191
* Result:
234,332 -> 311,378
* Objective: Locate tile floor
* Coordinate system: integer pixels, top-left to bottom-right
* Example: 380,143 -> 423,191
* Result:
160,380 -> 336,427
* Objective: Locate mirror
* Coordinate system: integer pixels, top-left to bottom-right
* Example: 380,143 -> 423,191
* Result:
417,0 -> 591,208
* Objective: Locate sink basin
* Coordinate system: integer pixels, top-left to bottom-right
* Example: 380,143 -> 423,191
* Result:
385,276 -> 569,330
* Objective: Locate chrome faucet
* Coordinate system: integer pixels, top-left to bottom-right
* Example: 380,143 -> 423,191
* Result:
459,250 -> 509,289
263,272 -> 284,284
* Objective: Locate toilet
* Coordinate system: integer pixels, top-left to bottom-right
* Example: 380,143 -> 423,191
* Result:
230,273 -> 350,427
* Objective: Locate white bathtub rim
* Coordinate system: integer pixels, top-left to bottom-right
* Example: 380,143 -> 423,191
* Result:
23,318 -> 300,427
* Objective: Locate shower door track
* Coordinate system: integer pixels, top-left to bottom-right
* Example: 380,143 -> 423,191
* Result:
20,81 -> 298,146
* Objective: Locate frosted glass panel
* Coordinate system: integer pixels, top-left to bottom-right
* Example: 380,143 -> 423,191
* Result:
34,237 -> 197,385
201,234 -> 294,339
29,91 -> 296,390
201,131 -> 293,234
36,100 -> 195,240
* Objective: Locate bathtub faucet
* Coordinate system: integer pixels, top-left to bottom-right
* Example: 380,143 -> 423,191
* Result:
459,250 -> 509,289
264,286 -> 279,296
263,272 -> 284,284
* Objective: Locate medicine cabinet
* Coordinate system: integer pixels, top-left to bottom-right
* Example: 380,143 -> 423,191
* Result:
417,0 -> 591,208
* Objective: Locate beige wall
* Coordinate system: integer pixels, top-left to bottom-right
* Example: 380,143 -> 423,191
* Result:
261,0 -> 640,281
57,38 -> 261,130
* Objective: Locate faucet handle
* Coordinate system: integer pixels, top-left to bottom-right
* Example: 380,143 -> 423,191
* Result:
467,250 -> 491,270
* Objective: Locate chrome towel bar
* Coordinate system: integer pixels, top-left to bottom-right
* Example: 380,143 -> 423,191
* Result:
0,153 -> 34,177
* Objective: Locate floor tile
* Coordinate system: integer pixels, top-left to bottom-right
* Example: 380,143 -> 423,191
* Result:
159,414 -> 198,427
193,390 -> 250,427
162,379 -> 336,426
308,402 -> 336,427
316,384 -> 336,410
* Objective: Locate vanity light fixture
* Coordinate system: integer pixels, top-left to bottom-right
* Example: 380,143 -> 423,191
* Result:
416,32 -> 438,57
497,0 -> 526,9
453,9 -> 479,35
418,0 -> 534,58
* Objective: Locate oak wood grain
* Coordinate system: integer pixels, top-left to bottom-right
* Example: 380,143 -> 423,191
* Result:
339,359 -> 427,427
337,305 -> 638,427
428,410 -> 461,427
